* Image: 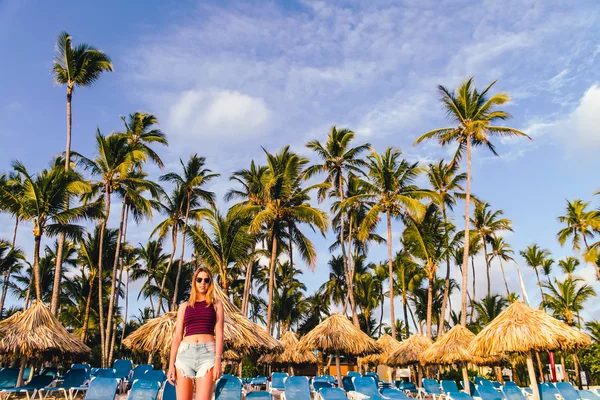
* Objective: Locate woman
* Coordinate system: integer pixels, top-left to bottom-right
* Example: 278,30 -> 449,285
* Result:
168,267 -> 225,400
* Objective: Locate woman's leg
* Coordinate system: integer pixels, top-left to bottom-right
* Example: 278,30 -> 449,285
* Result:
176,369 -> 195,400
195,367 -> 216,400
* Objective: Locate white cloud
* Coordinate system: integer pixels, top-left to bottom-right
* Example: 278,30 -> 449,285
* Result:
168,89 -> 271,142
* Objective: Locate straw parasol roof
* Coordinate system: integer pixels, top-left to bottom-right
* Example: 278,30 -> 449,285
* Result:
420,325 -> 476,365
468,301 -> 591,357
224,350 -> 242,361
259,331 -> 317,365
387,334 -> 432,366
122,311 -> 177,357
0,311 -> 22,337
360,334 -> 402,365
296,314 -> 381,356
0,302 -> 90,358
123,284 -> 283,357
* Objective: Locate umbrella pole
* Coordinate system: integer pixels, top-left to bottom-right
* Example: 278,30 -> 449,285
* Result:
461,363 -> 470,395
526,351 -> 540,400
336,352 -> 342,388
16,356 -> 26,387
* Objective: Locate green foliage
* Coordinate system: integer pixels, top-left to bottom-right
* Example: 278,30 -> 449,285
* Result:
579,343 -> 600,379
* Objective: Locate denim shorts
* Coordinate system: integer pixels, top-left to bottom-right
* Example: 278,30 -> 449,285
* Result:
175,342 -> 216,378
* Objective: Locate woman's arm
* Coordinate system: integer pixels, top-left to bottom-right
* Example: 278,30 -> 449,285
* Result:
213,300 -> 225,381
167,304 -> 186,384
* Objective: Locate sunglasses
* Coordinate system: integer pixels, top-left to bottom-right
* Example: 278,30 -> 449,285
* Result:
196,277 -> 212,284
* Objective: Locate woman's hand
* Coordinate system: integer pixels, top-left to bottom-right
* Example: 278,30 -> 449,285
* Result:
167,365 -> 177,385
212,359 -> 222,381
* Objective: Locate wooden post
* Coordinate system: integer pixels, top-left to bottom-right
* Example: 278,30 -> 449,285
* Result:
16,357 -> 27,387
527,351 -> 540,400
336,352 -> 342,388
462,363 -> 470,395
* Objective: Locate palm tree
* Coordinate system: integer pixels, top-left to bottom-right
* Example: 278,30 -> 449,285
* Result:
273,261 -> 308,334
0,160 -> 102,302
520,244 -> 552,303
403,204 -> 446,337
349,147 -> 431,338
75,131 -> 145,365
542,277 -> 596,327
189,207 -> 256,294
304,127 -> 370,328
131,241 -> 169,316
120,112 -> 168,168
52,31 -> 113,171
320,255 -> 348,311
354,271 -> 382,334
488,237 -> 514,295
585,321 -> 600,342
426,160 -> 466,336
557,199 -> 600,279
414,78 -> 530,327
558,257 -> 580,279
471,201 -> 512,297
241,147 -> 328,333
160,154 -> 218,308
473,294 -> 508,326
0,240 -> 26,317
394,248 -> 425,337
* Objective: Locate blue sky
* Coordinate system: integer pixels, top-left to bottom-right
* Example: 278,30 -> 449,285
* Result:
1,0 -> 600,325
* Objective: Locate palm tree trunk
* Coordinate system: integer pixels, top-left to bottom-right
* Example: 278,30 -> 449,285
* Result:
157,226 -> 178,316
573,353 -> 582,389
408,302 -> 420,334
338,175 -> 360,329
50,233 -> 66,316
98,188 -> 111,367
266,234 -> 278,335
105,196 -> 126,361
403,292 -> 410,337
81,277 -> 95,341
497,256 -> 511,295
347,215 -> 360,327
65,86 -> 73,171
536,352 -> 545,382
534,269 -> 544,304
387,210 -> 396,338
33,234 -> 42,301
460,136 -> 472,327
172,198 -> 191,309
470,255 -> 476,323
482,237 -> 491,298
241,260 -> 253,316
426,274 -> 434,338
120,268 -> 129,350
438,205 -> 451,337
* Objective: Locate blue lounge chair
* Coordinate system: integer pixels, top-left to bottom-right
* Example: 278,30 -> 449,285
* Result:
578,390 -> 600,400
347,372 -> 361,379
71,363 -> 92,381
556,382 -> 582,400
503,382 -> 517,388
247,393 -> 273,400
162,381 -> 176,400
96,368 -> 116,378
468,382 -> 480,398
127,379 -> 161,400
0,375 -> 54,400
475,378 -> 493,387
501,385 -> 526,400
539,383 -> 563,400
441,380 -> 460,394
445,393 -> 475,400
38,368 -> 87,400
314,381 -> 334,392
477,385 -> 504,400
353,376 -> 409,400
322,376 -> 337,385
83,377 -> 119,400
113,360 -> 133,380
342,377 -> 355,392
0,369 -> 19,390
251,376 -> 268,385
421,379 -> 443,400
270,372 -> 289,393
215,375 -> 243,400
283,376 -> 311,400
143,370 -> 167,383
396,381 -> 418,396
319,387 -> 348,400
39,368 -> 58,378
366,373 -> 380,382
126,365 -> 153,389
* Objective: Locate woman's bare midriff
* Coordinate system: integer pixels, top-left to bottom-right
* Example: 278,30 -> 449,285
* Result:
182,333 -> 215,344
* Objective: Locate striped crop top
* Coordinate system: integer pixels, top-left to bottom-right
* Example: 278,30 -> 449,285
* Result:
183,301 -> 217,336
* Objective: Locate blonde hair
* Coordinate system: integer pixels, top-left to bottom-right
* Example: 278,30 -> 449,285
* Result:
187,266 -> 215,307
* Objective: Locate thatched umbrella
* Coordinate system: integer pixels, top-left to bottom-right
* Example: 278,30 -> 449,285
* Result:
469,301 -> 591,400
0,302 -> 90,386
387,334 -> 432,384
296,314 -> 380,388
360,334 -> 402,366
0,310 -> 22,336
420,325 -> 476,394
123,285 -> 282,361
259,331 -> 317,366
